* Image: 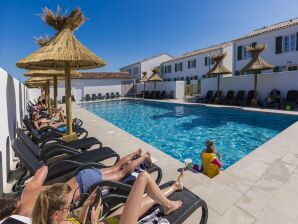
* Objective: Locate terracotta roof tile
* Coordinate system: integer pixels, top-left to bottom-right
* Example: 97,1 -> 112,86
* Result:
162,42 -> 232,63
235,18 -> 298,41
72,72 -> 133,80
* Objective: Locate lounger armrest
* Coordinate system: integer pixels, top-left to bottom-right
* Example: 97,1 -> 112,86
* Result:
40,126 -> 56,132
97,180 -> 132,194
48,159 -> 83,171
39,137 -> 66,149
147,165 -> 163,185
41,147 -> 80,162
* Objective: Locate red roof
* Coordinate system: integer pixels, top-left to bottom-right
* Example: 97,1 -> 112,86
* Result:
72,72 -> 133,80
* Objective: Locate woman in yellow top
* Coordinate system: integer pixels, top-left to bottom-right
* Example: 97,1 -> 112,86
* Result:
200,140 -> 222,178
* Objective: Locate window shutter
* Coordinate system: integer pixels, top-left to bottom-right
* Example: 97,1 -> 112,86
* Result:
175,64 -> 177,72
188,61 -> 190,68
204,57 -> 208,66
275,36 -> 282,54
194,59 -> 196,68
211,59 -> 214,65
181,62 -> 183,71
237,46 -> 242,60
160,65 -> 164,75
296,33 -> 298,51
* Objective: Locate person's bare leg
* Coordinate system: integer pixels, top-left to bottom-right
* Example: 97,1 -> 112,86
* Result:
100,149 -> 142,175
111,171 -> 183,218
102,152 -> 151,181
117,171 -> 182,224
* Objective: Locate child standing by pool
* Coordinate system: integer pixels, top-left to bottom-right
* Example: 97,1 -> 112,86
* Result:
200,140 -> 222,178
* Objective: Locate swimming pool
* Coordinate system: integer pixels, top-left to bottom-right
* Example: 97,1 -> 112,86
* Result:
81,100 -> 298,169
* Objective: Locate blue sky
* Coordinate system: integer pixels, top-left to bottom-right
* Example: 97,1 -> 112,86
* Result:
1,0 -> 298,81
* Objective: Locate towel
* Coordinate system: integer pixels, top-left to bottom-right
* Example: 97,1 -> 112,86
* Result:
138,208 -> 170,224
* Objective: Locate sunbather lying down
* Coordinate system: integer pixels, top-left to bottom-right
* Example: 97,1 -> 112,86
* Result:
31,172 -> 183,224
0,149 -> 159,222
31,111 -> 65,130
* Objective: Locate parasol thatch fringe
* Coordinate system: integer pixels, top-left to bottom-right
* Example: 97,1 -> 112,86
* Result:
24,69 -> 78,78
34,35 -> 50,47
241,44 -> 274,73
140,72 -> 149,82
207,53 -> 231,75
42,6 -> 85,31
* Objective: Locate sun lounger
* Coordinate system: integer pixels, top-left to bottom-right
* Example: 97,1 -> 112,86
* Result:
232,90 -> 245,105
219,90 -> 234,104
111,92 -> 116,99
116,92 -> 121,98
154,91 -> 161,99
71,95 -> 76,102
159,91 -> 166,99
17,128 -> 102,154
97,93 -> 104,100
62,96 -> 66,103
106,93 -> 110,99
11,138 -> 162,192
94,180 -> 208,224
244,90 -> 254,106
284,90 -> 298,108
201,90 -> 213,103
92,94 -> 98,101
23,116 -> 88,142
85,94 -> 91,101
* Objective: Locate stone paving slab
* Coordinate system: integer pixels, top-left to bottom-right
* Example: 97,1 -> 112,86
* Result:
72,99 -> 298,223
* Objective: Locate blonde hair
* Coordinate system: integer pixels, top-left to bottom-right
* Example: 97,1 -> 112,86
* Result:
32,183 -> 72,224
206,140 -> 215,153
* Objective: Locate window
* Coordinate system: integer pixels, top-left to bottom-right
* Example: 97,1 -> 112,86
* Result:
165,65 -> 171,74
284,34 -> 296,53
243,46 -> 251,60
175,62 -> 183,72
188,59 -> 196,68
193,75 -> 198,80
133,67 -> 138,74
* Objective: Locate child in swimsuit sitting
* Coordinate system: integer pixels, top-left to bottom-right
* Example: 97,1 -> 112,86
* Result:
200,140 -> 222,178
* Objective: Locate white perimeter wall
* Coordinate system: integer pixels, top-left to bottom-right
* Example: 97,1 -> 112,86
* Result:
136,81 -> 185,99
52,79 -> 130,102
0,68 -> 29,194
201,71 -> 298,99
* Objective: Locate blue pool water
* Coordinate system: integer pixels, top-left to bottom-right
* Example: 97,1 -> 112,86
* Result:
82,100 -> 298,169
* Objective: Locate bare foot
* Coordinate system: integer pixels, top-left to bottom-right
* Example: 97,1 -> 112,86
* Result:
175,170 -> 184,191
137,148 -> 142,157
145,152 -> 153,167
164,200 -> 182,215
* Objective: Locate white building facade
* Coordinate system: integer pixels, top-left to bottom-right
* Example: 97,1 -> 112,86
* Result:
160,42 -> 233,93
120,53 -> 173,81
233,18 -> 298,76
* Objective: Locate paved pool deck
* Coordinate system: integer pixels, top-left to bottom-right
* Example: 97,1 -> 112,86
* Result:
74,99 -> 298,224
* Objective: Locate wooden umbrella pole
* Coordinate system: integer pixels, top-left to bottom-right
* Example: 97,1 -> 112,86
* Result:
217,75 -> 220,99
46,80 -> 51,114
254,73 -> 257,99
53,76 -> 58,108
143,82 -> 145,99
64,63 -> 74,139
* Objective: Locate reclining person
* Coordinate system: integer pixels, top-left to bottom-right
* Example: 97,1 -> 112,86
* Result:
31,111 -> 65,130
0,149 -> 152,223
31,172 -> 183,224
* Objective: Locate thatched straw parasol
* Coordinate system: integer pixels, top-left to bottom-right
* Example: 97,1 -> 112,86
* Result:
16,7 -> 106,141
207,53 -> 231,102
140,71 -> 149,98
24,68 -> 79,108
26,77 -> 62,110
149,67 -> 163,96
240,44 -> 274,106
